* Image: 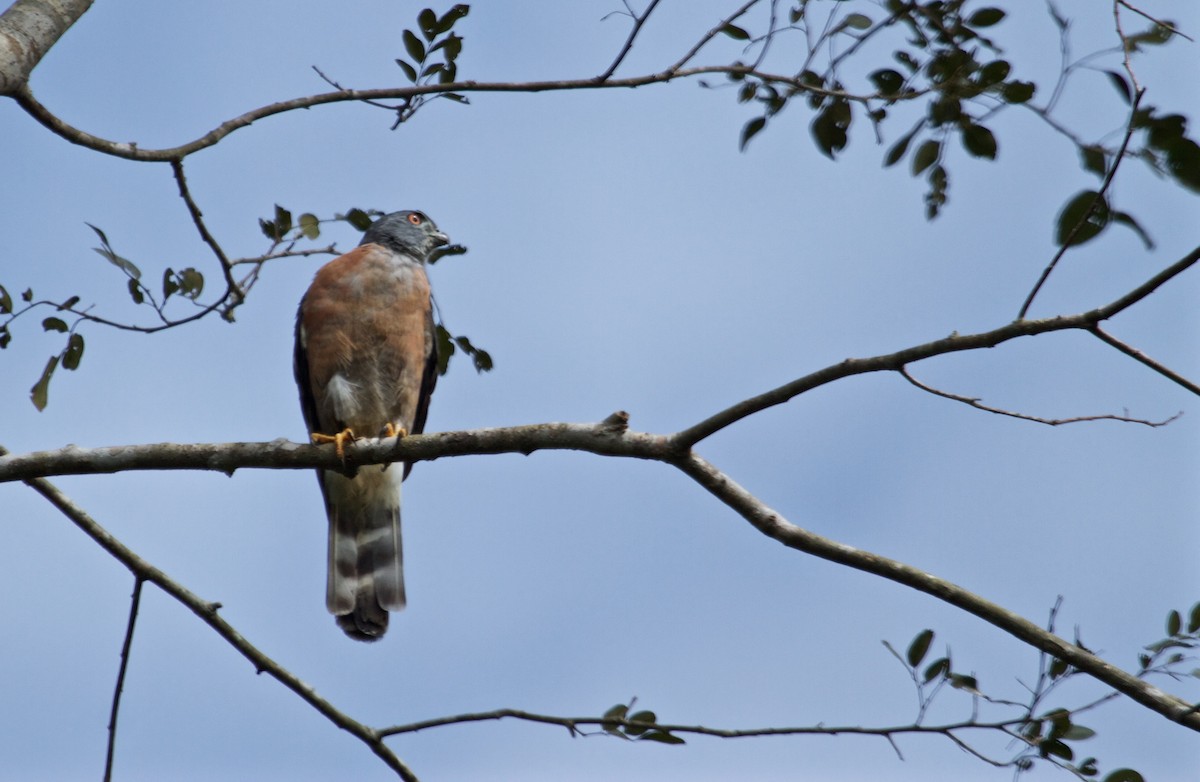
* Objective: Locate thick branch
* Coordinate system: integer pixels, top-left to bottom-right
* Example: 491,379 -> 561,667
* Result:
16,463 -> 419,782
671,452 -> 1200,732
13,66 -> 879,162
0,0 -> 92,95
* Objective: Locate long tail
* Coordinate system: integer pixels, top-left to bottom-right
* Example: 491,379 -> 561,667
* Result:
325,470 -> 405,641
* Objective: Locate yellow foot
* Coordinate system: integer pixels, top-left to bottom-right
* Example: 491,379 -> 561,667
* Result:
381,422 -> 408,439
312,428 -> 356,460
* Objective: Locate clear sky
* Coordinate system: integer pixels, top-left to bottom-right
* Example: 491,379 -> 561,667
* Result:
1,1 -> 1198,780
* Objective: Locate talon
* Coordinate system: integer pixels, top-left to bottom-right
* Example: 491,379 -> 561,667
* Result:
382,422 -> 408,439
312,428 -> 356,460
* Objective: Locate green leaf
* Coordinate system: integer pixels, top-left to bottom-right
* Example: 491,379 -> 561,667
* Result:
89,239 -> 142,280
441,92 -> 469,104
0,324 -> 11,349
961,123 -> 997,159
0,284 -> 11,314
1103,770 -> 1145,782
1164,137 -> 1200,193
396,59 -> 418,82
403,29 -> 426,63
948,673 -> 978,693
178,268 -> 204,299
1167,609 -> 1182,636
1054,190 -> 1109,247
841,13 -> 872,31
57,295 -> 80,311
30,354 -> 59,411
967,8 -> 1006,27
912,139 -> 940,175
163,268 -> 179,300
601,703 -> 628,735
298,213 -> 320,240
41,317 -> 68,333
976,60 -> 1010,86
128,278 -> 145,305
625,710 -> 656,736
1048,656 -> 1069,679
1188,602 -> 1200,633
810,100 -> 851,159
435,324 -> 454,375
62,333 -> 84,371
1105,70 -> 1133,105
906,629 -> 934,667
740,116 -> 766,152
21,288 -> 33,302
720,23 -> 750,40
1062,725 -> 1096,741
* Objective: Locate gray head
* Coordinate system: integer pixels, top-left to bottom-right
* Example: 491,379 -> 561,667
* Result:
359,210 -> 449,259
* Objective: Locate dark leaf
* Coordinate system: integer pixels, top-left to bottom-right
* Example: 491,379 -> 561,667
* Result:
1188,601 -> 1200,633
22,288 -> 33,302
961,123 -> 998,159
922,656 -> 949,682
30,354 -> 59,411
1054,190 -> 1109,247
1080,145 -> 1108,177
884,126 -> 918,167
912,139 -> 940,175
810,100 -> 851,159
0,284 -> 11,314
907,629 -> 934,667
441,92 -> 469,104
421,62 -> 444,79
258,218 -> 279,241
1112,211 -> 1154,249
128,278 -> 145,305
1105,70 -> 1133,104
967,8 -> 1006,27
1167,609 -> 1182,636
346,208 -> 374,231
1001,80 -> 1035,103
1079,757 -> 1099,776
1040,738 -> 1073,761
396,59 -> 418,82
62,333 -> 84,371
740,116 -> 767,152
441,33 -> 463,62
273,204 -> 293,237
948,673 -> 979,693
41,317 -> 68,333
870,68 -> 903,95
0,325 -> 10,349
625,710 -> 656,736
179,268 -> 205,299
720,23 -> 750,40
163,268 -> 179,300
1048,656 -> 1069,679
1102,770 -> 1145,782
418,8 -> 437,40
57,295 -> 80,311
403,29 -> 426,63
601,703 -> 628,735
435,324 -> 455,375
434,4 -> 469,35
977,60 -> 1010,86
639,730 -> 686,745
1164,137 -> 1200,193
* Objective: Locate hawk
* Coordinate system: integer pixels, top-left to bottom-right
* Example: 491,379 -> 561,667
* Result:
294,210 -> 447,641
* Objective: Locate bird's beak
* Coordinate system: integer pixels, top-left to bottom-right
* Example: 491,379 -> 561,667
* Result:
431,231 -> 450,247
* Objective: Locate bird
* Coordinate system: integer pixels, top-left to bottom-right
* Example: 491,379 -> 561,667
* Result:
293,210 -> 447,641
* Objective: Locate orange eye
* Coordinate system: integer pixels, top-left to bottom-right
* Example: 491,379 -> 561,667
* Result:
407,213 -> 422,225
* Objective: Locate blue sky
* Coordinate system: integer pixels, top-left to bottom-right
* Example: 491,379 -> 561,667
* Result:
1,1 -> 1198,780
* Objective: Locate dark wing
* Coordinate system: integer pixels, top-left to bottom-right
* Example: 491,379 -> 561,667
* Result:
294,301 -> 333,506
403,311 -> 438,480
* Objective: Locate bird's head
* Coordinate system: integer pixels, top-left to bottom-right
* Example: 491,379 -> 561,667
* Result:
360,210 -> 450,259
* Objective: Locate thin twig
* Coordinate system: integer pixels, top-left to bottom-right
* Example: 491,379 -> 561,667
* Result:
899,367 -> 1181,427
104,577 -> 143,782
1117,0 -> 1194,42
1017,88 -> 1144,320
170,158 -> 241,306
670,0 -> 764,72
598,0 -> 663,81
1090,327 -> 1200,396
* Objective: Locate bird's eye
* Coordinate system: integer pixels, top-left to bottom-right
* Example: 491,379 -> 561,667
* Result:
407,213 -> 423,226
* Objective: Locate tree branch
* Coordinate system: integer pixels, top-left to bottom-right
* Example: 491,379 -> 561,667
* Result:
104,577 -> 142,782
0,0 -> 93,95
12,457 -> 420,782
598,0 -> 664,81
670,451 -> 1200,732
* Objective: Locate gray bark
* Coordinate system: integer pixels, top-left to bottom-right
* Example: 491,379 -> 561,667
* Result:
0,0 -> 93,95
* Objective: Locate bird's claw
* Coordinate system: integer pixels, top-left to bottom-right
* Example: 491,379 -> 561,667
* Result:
312,428 -> 356,461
